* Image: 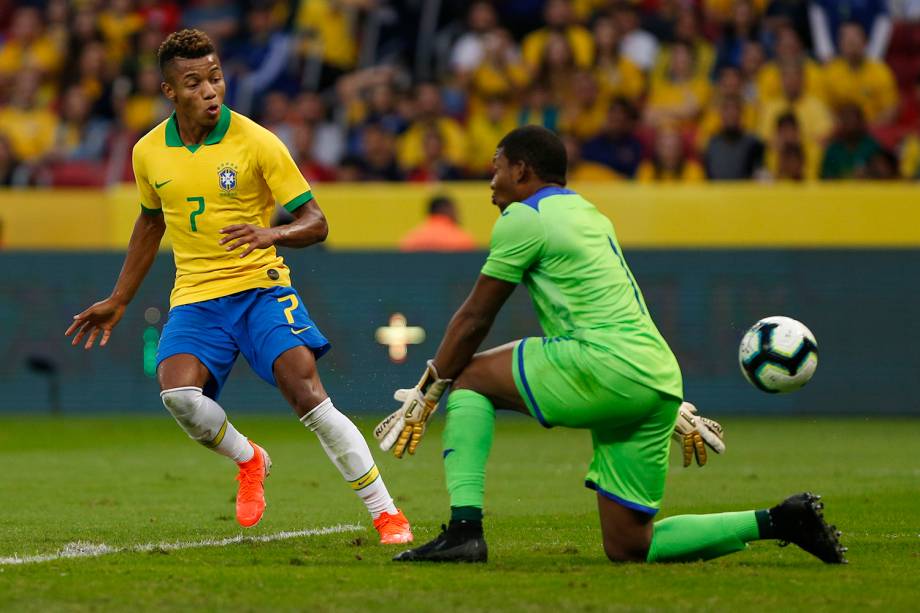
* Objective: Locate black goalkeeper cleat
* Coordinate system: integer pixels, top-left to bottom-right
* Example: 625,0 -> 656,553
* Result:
392,521 -> 488,563
769,492 -> 848,564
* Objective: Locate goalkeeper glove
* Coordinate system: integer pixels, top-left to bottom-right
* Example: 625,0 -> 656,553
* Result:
672,401 -> 725,467
373,361 -> 451,458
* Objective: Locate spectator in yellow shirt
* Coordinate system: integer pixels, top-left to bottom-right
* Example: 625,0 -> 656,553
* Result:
757,25 -> 824,102
763,112 -> 822,181
0,6 -> 63,78
758,61 -> 834,150
522,0 -> 595,70
397,83 -> 467,170
530,31 -> 579,98
591,14 -> 644,102
0,69 -> 58,163
294,0 -> 371,88
467,96 -> 518,178
637,128 -> 706,183
653,8 -> 715,85
121,65 -> 171,133
98,0 -> 144,65
336,66 -> 407,135
468,29 -> 530,112
50,86 -> 111,162
823,22 -> 898,125
559,71 -> 609,141
696,66 -> 758,151
644,41 -> 711,129
62,41 -> 112,118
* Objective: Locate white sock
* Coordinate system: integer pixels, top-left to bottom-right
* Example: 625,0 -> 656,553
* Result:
161,387 -> 254,464
300,398 -> 398,519
217,421 -> 255,464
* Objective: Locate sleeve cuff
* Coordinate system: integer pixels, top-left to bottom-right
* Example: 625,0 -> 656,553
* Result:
140,203 -> 163,215
283,190 -> 313,213
480,261 -> 522,284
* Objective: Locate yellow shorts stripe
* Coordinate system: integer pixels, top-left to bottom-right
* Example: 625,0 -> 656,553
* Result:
202,419 -> 229,449
349,465 -> 380,491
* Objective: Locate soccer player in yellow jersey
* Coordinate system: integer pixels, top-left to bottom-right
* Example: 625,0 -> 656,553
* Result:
64,29 -> 412,544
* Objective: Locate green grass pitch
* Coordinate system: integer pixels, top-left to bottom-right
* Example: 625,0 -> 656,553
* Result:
1,415 -> 917,611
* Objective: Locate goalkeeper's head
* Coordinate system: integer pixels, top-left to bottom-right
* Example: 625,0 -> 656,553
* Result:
490,125 -> 567,209
157,28 -> 224,130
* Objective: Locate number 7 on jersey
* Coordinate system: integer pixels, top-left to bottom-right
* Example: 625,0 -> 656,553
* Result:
186,196 -> 206,232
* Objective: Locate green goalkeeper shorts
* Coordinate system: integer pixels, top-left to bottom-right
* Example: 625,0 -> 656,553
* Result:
511,336 -> 681,515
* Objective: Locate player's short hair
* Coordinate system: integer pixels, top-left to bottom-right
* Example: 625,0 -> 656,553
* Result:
157,29 -> 216,75
497,125 -> 567,186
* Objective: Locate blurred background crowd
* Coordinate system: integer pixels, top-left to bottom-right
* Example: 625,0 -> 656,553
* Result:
1,0 -> 920,187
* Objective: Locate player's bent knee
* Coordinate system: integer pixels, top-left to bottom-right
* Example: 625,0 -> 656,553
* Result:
451,357 -> 488,392
602,538 -> 651,563
160,386 -> 225,444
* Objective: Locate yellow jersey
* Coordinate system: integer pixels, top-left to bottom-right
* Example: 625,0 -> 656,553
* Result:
823,58 -> 898,124
0,106 -> 58,161
132,105 -> 313,308
756,94 -> 834,147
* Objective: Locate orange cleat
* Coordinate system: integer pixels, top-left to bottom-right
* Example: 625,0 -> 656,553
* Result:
374,509 -> 414,544
236,441 -> 271,528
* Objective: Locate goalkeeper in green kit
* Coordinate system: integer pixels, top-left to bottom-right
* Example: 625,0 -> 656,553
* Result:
375,126 -> 846,565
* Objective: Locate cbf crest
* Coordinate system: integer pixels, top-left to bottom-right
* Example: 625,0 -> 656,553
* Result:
217,162 -> 238,194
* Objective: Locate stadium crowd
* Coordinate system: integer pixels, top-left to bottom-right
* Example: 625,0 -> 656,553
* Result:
1,0 -> 920,187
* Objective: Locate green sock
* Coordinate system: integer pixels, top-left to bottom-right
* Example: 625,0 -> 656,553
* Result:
442,389 -> 495,518
646,511 -> 761,562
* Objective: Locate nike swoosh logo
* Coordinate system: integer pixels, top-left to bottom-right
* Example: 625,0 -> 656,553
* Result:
442,448 -> 455,458
154,180 -> 172,189
291,326 -> 312,335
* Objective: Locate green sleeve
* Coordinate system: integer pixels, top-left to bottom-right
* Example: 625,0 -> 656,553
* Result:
480,203 -> 545,283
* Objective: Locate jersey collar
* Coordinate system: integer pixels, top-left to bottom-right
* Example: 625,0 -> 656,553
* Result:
520,185 -> 576,210
165,104 -> 232,152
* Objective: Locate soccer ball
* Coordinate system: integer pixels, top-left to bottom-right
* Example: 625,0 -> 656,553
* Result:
739,316 -> 818,393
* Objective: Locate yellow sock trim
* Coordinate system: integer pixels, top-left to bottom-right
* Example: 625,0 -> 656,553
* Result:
202,419 -> 229,449
349,465 -> 380,491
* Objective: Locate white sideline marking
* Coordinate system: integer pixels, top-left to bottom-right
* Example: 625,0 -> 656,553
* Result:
0,523 -> 364,566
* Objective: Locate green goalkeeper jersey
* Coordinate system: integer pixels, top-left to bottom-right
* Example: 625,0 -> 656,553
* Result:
481,186 -> 683,401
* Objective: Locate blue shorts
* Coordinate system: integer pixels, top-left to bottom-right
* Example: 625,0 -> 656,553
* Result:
156,287 -> 331,399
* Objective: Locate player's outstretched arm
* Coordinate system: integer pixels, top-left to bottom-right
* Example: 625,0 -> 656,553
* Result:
377,274 -> 516,457
219,199 -> 328,257
431,274 -> 517,378
65,211 -> 166,349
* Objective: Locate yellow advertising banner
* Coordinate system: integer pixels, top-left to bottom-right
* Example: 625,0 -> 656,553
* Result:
0,182 -> 918,250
